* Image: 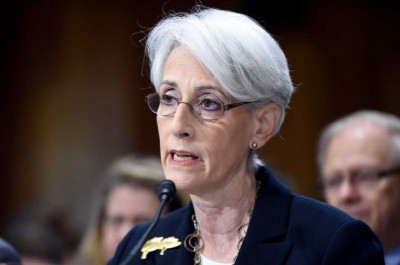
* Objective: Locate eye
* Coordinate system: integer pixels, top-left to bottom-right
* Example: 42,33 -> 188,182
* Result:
324,176 -> 342,189
106,215 -> 124,227
160,94 -> 177,105
197,97 -> 222,111
355,171 -> 378,182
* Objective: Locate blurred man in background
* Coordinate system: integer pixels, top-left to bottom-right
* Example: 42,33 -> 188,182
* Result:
317,110 -> 400,265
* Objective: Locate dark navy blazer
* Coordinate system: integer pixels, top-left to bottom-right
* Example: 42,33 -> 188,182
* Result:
108,166 -> 385,265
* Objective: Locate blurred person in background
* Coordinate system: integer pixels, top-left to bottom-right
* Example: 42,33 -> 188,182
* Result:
74,154 -> 184,265
1,203 -> 80,265
0,237 -> 21,264
317,110 -> 400,265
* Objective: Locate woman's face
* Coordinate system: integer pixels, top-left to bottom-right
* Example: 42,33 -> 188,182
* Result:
101,185 -> 159,260
157,47 -> 256,195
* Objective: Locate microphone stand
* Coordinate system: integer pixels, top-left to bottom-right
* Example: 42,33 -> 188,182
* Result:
120,180 -> 175,265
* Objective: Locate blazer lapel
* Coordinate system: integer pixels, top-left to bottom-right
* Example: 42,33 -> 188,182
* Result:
155,203 -> 196,264
236,242 -> 292,265
236,166 -> 293,265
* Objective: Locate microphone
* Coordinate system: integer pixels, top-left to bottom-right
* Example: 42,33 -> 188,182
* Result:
158,179 -> 176,202
120,180 -> 176,265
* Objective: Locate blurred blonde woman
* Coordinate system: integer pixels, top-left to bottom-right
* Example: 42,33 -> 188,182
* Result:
75,154 -> 184,265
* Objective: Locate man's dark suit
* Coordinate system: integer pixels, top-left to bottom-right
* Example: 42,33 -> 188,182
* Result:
108,166 -> 384,265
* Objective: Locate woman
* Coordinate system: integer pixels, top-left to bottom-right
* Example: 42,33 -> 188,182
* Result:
75,154 -> 183,265
109,7 -> 384,265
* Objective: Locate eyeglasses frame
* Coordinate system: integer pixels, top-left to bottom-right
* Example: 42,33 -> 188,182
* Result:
145,92 -> 256,121
318,166 -> 400,194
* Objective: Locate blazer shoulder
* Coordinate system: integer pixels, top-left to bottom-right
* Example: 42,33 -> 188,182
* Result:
286,194 -> 384,264
291,193 -> 354,224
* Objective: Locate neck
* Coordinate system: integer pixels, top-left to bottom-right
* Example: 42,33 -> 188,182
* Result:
190,176 -> 259,263
376,219 -> 400,253
193,174 -> 257,232
382,236 -> 400,253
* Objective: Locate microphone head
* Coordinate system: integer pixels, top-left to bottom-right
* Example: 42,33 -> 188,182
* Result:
157,180 -> 176,202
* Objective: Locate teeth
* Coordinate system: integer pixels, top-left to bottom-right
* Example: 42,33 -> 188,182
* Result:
173,153 -> 194,161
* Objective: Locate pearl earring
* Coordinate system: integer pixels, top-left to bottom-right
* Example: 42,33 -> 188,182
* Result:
251,142 -> 258,149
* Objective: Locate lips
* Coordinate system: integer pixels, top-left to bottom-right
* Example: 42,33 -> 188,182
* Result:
169,150 -> 199,161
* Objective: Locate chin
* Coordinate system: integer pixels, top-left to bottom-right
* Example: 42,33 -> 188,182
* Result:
167,177 -> 195,194
348,212 -> 370,224
164,172 -> 184,187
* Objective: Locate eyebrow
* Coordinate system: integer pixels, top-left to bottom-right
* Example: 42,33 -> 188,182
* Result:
160,80 -> 220,92
160,80 -> 177,87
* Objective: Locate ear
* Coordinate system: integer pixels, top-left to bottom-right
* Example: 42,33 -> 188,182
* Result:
251,103 -> 282,148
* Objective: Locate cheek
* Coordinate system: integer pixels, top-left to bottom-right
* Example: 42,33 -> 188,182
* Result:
157,118 -> 167,144
205,126 -> 252,169
324,194 -> 338,206
156,117 -> 162,135
371,180 -> 400,219
101,226 -> 117,257
366,188 -> 391,231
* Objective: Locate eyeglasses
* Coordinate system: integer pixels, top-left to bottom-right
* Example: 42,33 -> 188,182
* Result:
145,93 -> 256,121
320,166 -> 400,194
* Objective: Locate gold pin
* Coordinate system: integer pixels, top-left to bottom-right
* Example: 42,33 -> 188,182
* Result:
141,237 -> 182,259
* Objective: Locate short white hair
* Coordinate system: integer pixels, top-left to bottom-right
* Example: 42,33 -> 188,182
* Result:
317,110 -> 400,174
144,6 -> 295,172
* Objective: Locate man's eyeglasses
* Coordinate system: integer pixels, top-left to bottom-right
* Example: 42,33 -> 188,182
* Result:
145,93 -> 256,121
320,166 -> 400,194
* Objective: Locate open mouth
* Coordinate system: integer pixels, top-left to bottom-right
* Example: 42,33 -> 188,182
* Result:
171,152 -> 199,161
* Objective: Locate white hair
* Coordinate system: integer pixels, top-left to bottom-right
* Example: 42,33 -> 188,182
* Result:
317,110 -> 400,174
144,6 -> 295,172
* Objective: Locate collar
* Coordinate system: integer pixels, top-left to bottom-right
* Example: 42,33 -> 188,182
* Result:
385,245 -> 400,265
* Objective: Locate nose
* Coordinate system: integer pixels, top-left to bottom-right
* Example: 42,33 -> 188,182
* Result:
175,101 -> 198,120
336,179 -> 361,204
171,102 -> 196,138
